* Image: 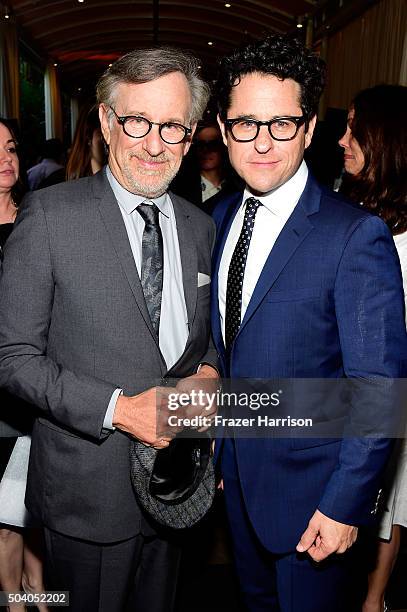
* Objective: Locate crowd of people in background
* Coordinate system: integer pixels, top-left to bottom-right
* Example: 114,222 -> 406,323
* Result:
0,33 -> 406,612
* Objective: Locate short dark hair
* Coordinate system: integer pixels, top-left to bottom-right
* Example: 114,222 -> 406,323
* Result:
342,84 -> 407,235
42,138 -> 64,162
194,120 -> 222,137
215,34 -> 326,125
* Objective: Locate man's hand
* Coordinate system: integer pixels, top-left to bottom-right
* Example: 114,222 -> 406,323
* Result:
113,387 -> 180,449
175,365 -> 220,431
296,509 -> 358,562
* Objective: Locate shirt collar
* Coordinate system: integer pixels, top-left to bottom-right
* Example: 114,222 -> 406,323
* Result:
105,165 -> 169,218
242,160 -> 308,220
201,175 -> 223,191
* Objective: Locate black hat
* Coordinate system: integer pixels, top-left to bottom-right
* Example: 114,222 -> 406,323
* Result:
130,434 -> 215,529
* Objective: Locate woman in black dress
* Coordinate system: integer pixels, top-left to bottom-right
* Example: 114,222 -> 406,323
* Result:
0,118 -> 47,611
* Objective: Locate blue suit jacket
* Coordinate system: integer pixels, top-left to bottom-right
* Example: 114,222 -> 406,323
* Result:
211,173 -> 407,553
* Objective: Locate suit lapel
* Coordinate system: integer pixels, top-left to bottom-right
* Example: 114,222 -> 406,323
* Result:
237,175 -> 321,338
238,206 -> 314,334
212,192 -> 244,360
92,171 -> 160,347
170,193 -> 197,333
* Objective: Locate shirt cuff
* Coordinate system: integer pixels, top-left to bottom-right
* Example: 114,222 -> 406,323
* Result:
196,363 -> 220,376
103,388 -> 122,431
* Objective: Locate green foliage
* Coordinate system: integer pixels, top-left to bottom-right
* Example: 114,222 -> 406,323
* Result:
19,57 -> 45,167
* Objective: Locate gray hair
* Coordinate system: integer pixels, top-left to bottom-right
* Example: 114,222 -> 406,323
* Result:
96,46 -> 210,125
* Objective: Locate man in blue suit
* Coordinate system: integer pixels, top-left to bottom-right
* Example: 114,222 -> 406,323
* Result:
211,35 -> 407,611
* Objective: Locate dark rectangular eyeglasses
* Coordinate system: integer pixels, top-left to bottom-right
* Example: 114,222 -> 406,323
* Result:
224,116 -> 307,142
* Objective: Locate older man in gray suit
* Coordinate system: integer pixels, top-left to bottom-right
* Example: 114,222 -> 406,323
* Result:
0,47 -> 218,612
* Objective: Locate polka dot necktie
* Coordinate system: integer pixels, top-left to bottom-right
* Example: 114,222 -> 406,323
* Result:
136,203 -> 163,336
225,197 -> 262,352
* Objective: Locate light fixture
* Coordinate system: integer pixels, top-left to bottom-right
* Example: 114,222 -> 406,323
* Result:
296,22 -> 303,28
77,87 -> 82,92
4,5 -> 10,19
108,63 -> 113,67
208,41 -> 213,46
78,0 -> 84,3
53,62 -> 58,67
225,3 -> 231,7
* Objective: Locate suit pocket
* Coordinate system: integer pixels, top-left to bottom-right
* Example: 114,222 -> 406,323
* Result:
290,437 -> 341,450
265,287 -> 321,302
197,284 -> 211,299
37,417 -> 83,440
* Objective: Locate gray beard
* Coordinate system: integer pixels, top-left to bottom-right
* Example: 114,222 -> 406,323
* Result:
122,157 -> 180,198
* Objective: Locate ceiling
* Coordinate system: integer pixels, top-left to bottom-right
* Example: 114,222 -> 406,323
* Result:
5,0 -> 318,95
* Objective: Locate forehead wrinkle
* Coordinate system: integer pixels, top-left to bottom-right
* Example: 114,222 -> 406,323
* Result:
230,114 -> 296,121
115,107 -> 146,116
229,74 -> 302,115
229,100 -> 302,118
229,114 -> 257,120
117,108 -> 187,125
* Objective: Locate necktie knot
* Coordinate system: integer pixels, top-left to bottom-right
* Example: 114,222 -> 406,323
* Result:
245,197 -> 262,214
137,202 -> 160,226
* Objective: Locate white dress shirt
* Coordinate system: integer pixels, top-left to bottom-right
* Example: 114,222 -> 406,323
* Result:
201,175 -> 223,202
104,166 -> 189,428
218,161 -> 308,342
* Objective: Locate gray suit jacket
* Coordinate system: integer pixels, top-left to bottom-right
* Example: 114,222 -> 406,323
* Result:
0,170 -> 217,542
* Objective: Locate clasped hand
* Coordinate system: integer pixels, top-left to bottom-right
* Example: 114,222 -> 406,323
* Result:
174,365 -> 219,431
113,365 -> 219,449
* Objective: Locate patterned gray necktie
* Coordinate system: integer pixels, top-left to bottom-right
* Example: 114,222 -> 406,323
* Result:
225,197 -> 262,352
137,203 -> 163,336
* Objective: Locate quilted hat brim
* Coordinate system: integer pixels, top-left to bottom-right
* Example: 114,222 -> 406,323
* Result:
130,440 -> 215,530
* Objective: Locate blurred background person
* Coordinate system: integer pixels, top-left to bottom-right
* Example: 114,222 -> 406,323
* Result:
339,84 -> 407,612
0,117 -> 47,612
195,123 -> 225,205
66,104 -> 106,181
27,137 -> 65,190
0,118 -> 19,253
171,120 -> 242,214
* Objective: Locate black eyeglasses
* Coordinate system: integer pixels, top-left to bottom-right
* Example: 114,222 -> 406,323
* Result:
224,116 -> 307,142
109,106 -> 192,144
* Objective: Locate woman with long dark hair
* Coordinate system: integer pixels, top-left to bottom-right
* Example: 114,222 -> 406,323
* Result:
66,104 -> 106,181
339,84 -> 407,612
0,118 -> 20,249
0,117 -> 47,612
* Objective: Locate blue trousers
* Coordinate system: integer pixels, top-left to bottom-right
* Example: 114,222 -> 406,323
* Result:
221,438 -> 363,612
